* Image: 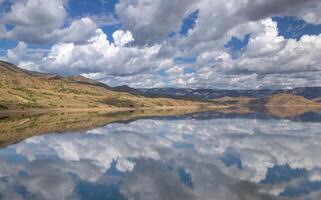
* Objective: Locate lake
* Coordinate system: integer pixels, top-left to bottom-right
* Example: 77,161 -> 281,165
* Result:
0,109 -> 321,200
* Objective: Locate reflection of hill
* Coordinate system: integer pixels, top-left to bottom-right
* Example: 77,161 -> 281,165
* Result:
265,106 -> 320,118
262,94 -> 321,118
204,106 -> 321,121
214,104 -> 321,120
0,109 -> 207,148
238,94 -> 321,119
1,105 -> 321,148
209,94 -> 321,119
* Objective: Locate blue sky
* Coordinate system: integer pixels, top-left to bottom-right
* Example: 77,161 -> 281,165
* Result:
1,0 -> 321,89
273,16 -> 321,40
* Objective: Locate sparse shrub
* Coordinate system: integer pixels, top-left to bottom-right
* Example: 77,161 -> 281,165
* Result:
103,98 -> 136,108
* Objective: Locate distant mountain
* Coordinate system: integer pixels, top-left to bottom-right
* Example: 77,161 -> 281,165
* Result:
114,85 -> 321,117
274,87 -> 321,100
110,85 -> 144,96
0,60 -> 214,112
137,87 -> 321,100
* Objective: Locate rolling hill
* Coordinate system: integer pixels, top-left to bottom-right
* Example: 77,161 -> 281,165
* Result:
0,60 -> 216,112
264,94 -> 320,106
249,93 -> 320,106
1,60 -> 320,114
261,94 -> 321,118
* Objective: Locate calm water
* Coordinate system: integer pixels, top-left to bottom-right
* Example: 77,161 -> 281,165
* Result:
0,111 -> 321,200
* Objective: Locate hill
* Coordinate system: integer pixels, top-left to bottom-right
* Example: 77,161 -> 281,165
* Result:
247,94 -> 321,118
0,60 -> 217,112
264,94 -> 320,106
1,60 -> 319,113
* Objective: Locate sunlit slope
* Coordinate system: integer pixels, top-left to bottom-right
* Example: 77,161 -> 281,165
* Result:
0,60 -> 212,110
265,94 -> 320,106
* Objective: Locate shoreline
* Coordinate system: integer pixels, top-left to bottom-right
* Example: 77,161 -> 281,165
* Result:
0,105 -> 231,116
0,104 -> 320,116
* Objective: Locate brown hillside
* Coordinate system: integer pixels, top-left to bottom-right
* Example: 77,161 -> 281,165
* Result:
265,94 -> 320,106
261,94 -> 321,118
0,60 -> 218,111
211,96 -> 253,106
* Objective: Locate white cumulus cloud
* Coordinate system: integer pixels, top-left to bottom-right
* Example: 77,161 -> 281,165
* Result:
112,30 -> 134,47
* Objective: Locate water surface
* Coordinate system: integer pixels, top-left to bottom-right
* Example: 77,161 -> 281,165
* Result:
0,110 -> 321,200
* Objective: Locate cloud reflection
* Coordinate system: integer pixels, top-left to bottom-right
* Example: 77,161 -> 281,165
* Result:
0,116 -> 321,199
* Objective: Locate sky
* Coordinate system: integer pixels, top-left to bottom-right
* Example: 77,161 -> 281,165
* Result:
0,0 -> 321,89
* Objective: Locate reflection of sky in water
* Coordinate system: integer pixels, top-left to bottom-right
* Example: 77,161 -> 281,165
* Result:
0,116 -> 321,199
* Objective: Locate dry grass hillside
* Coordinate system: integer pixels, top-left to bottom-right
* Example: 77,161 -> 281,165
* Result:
211,96 -> 253,106
0,60 -> 216,111
212,94 -> 321,118
265,94 -> 320,106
